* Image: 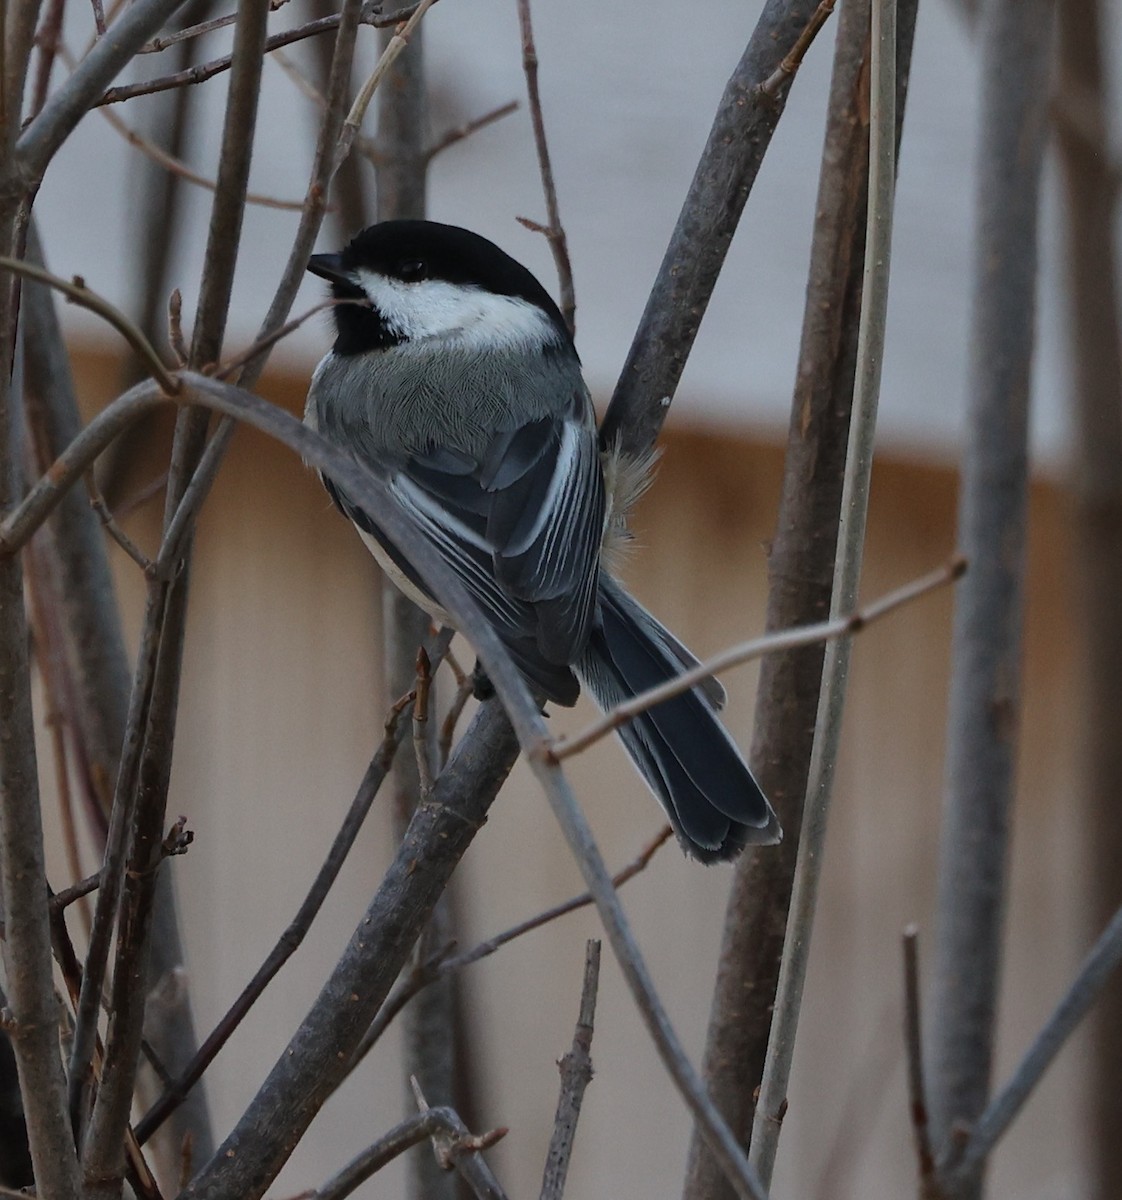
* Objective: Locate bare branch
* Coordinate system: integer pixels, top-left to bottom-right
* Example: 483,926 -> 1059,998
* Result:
134,674 -> 434,1144
903,926 -> 935,1182
760,0 -> 838,95
750,0 -> 899,1183
539,940 -> 600,1200
409,1079 -> 509,1200
926,0 -> 1055,1187
309,1109 -> 505,1200
515,0 -> 574,335
0,381 -> 165,557
424,100 -> 518,162
350,827 -> 671,1067
16,0 -> 192,179
93,95 -> 308,210
555,558 -> 963,760
177,699 -> 521,1200
0,257 -> 179,393
337,0 -> 438,165
685,0 -> 919,1189
599,0 -> 829,458
953,902 -> 1122,1176
86,474 -> 154,574
98,2 -> 423,105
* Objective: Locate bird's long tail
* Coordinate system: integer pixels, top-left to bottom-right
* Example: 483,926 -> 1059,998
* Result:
576,575 -> 780,862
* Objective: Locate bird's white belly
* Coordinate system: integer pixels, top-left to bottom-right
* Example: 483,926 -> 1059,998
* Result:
357,528 -> 454,627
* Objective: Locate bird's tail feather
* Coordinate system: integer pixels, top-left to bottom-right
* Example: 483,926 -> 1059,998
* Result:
577,576 -> 780,863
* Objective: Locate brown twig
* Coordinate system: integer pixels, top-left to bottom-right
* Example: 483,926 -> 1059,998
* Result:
540,940 -> 600,1200
86,473 -> 154,574
903,925 -> 936,1183
438,675 -> 474,768
138,0 -> 292,53
349,827 -> 672,1069
50,873 -> 102,913
413,647 -> 435,795
97,3 -> 421,105
424,100 -> 519,162
134,669 -> 435,1145
95,94 -> 308,210
308,1105 -> 506,1200
0,258 -> 179,394
167,289 -> 188,365
409,1079 -> 509,1200
336,0 -> 439,166
555,557 -> 965,761
514,0 -> 574,335
760,0 -> 838,95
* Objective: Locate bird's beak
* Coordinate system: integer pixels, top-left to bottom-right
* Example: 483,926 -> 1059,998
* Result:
307,252 -> 354,287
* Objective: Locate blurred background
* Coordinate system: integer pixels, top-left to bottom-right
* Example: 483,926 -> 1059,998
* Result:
28,0 -> 1120,1195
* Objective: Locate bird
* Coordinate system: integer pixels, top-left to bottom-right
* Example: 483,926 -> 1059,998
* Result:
305,219 -> 779,861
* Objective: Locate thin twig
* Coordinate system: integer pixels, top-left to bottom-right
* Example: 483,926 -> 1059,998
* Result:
424,100 -> 519,162
0,258 -> 179,393
540,940 -> 600,1200
309,1110 -> 503,1200
0,383 -> 166,557
350,826 -> 671,1070
438,675 -> 474,768
413,647 -> 435,796
554,557 -> 964,760
28,0 -> 68,119
409,1079 -> 509,1200
50,873 -> 101,913
903,925 -> 935,1181
953,902 -> 1122,1176
138,0 -> 291,53
514,0 -> 574,334
16,0 -> 193,179
94,93 -> 307,210
337,0 -> 438,165
98,3 -> 418,105
926,0 -> 1055,1178
760,0 -> 838,95
749,0 -> 898,1185
133,657 -> 446,1144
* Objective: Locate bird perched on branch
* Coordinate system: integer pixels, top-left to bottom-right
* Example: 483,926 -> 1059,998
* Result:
306,219 -> 778,861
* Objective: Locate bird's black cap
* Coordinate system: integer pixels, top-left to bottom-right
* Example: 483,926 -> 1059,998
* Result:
308,220 -> 571,354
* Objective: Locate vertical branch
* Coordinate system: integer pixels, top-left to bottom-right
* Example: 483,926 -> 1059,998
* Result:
1054,2 -> 1122,1197
683,1 -> 917,1194
599,0 -> 825,458
78,0 -> 271,1185
749,0 -> 897,1184
514,0 -> 574,335
926,0 -> 1054,1192
0,21 -> 79,1189
370,27 -> 469,1200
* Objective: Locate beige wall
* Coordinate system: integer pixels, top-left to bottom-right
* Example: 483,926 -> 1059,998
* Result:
42,353 -> 1088,1198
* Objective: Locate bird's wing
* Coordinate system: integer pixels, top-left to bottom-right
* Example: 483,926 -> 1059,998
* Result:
394,406 -> 605,668
320,404 -> 604,706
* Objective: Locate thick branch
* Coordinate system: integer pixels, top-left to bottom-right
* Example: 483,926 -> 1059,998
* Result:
926,0 -> 1054,1192
683,1 -> 917,1192
599,0 -> 826,457
177,699 -> 521,1200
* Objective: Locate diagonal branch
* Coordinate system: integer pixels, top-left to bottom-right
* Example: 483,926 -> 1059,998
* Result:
599,0 -> 831,458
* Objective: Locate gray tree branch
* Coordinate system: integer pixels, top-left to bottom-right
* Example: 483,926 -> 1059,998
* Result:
926,0 -> 1055,1193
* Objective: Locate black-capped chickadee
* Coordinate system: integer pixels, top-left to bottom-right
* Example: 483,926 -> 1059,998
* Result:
305,220 -> 779,862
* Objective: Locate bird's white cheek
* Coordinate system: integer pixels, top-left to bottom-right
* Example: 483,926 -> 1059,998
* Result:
354,271 -> 553,350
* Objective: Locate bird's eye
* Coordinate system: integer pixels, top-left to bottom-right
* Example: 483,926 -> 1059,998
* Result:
398,259 -> 428,282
